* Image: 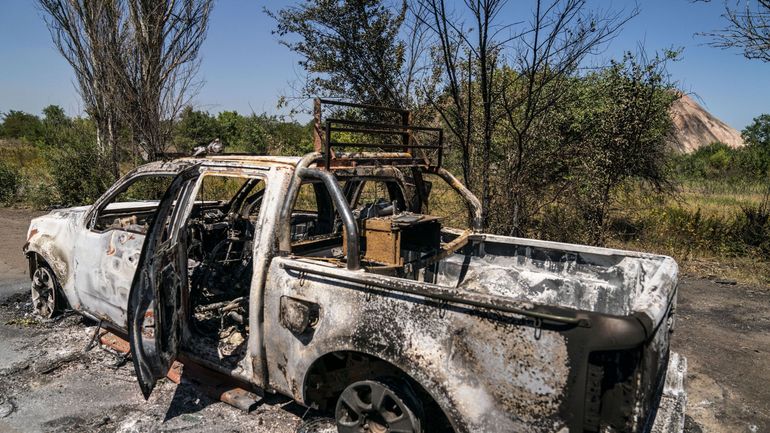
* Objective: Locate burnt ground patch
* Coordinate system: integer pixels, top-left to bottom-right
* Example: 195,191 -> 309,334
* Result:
0,284 -> 309,433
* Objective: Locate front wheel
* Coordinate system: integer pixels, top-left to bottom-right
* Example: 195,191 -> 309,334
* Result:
335,378 -> 424,433
31,265 -> 61,319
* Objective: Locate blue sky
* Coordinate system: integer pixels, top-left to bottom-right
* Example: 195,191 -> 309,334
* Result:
0,0 -> 768,130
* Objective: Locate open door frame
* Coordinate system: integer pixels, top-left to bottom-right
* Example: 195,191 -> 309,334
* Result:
127,165 -> 201,399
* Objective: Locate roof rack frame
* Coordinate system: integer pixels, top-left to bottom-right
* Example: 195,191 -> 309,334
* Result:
313,98 -> 444,170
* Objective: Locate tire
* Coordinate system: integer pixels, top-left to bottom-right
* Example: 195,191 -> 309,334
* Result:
335,377 -> 425,433
30,263 -> 62,319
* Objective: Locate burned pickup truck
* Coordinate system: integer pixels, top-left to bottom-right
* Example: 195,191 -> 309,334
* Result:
23,100 -> 685,433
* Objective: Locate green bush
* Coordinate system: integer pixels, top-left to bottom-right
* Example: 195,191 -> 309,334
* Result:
40,121 -> 114,207
44,142 -> 114,207
0,161 -> 19,205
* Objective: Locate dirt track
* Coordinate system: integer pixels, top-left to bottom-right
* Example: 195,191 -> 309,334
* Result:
0,207 -> 767,432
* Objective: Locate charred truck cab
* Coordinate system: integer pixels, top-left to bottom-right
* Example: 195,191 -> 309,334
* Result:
24,99 -> 686,433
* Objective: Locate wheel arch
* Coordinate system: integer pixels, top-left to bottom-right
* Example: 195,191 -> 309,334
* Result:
24,237 -> 69,284
300,349 -> 456,432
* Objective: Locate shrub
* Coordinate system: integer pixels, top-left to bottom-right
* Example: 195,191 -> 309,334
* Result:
41,122 -> 114,207
44,142 -> 114,207
0,161 -> 19,205
735,197 -> 770,258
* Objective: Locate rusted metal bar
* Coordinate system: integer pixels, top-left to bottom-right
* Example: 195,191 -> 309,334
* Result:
328,125 -> 410,136
280,261 -> 590,327
328,157 -> 428,168
296,167 -> 361,271
313,98 -> 323,152
416,230 -> 471,269
324,119 -> 332,170
318,98 -> 408,114
176,355 -> 261,413
327,117 -> 441,132
436,167 -> 483,231
317,98 -> 443,169
329,141 -> 442,150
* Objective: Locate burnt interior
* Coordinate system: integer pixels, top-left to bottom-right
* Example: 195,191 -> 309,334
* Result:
181,176 -> 264,368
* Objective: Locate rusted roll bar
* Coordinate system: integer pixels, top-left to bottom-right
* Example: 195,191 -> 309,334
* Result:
295,167 -> 361,271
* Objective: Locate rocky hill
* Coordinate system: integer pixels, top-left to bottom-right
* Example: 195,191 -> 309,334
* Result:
669,94 -> 745,153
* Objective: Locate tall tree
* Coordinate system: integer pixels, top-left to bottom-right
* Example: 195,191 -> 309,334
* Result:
702,0 -> 770,62
117,0 -> 213,159
38,0 -> 124,175
38,0 -> 213,164
496,0 -> 634,234
413,0 -> 632,230
412,0 -> 509,225
268,0 -> 408,109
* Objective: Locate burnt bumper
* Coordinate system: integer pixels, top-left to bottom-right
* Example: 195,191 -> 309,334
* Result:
649,352 -> 687,433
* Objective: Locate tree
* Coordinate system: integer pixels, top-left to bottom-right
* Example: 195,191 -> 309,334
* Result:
39,0 -> 214,165
41,105 -> 73,147
175,106 -> 219,150
743,114 -> 770,149
116,0 -> 214,159
42,105 -> 71,130
702,0 -> 770,62
571,51 -> 678,243
740,114 -> 770,177
217,111 -> 247,148
412,0 -> 508,224
412,0 -> 633,231
38,0 -> 123,175
0,111 -> 43,142
268,0 -> 408,109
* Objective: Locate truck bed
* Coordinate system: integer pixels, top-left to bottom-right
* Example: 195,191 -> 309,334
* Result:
435,233 -> 678,323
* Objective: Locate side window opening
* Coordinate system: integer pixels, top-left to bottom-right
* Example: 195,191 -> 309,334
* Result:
93,174 -> 175,234
184,173 -> 265,368
290,181 -> 336,243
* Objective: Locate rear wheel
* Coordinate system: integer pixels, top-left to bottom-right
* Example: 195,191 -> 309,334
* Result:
335,378 -> 424,433
31,265 -> 60,319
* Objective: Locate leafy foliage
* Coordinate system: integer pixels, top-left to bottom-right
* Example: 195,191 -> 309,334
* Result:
42,118 -> 115,207
0,161 -> 20,205
565,51 -> 678,242
0,111 -> 44,143
174,106 -> 312,155
268,0 -> 407,108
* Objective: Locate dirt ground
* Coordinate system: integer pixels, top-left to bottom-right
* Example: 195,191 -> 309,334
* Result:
0,207 -> 768,433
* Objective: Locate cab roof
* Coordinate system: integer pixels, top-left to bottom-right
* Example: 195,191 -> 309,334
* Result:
179,154 -> 303,169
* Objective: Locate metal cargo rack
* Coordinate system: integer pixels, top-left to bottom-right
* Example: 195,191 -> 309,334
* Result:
312,98 -> 444,170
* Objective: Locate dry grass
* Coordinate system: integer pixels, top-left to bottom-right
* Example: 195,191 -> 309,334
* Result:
674,180 -> 767,218
606,180 -> 770,285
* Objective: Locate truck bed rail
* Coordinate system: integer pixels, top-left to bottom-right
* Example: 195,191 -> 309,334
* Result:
279,261 -> 591,328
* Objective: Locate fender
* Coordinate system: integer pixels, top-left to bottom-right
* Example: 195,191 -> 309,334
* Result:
23,234 -> 70,284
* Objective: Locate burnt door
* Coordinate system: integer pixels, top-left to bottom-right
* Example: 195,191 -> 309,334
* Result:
127,166 -> 200,399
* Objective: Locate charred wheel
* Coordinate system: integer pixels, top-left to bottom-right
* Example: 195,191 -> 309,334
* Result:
31,265 -> 60,319
335,378 -> 424,433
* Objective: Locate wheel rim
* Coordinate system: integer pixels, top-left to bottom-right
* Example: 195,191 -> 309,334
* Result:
336,380 -> 420,433
31,267 -> 56,319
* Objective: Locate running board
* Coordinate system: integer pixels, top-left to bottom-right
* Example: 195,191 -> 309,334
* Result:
98,331 -> 262,412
